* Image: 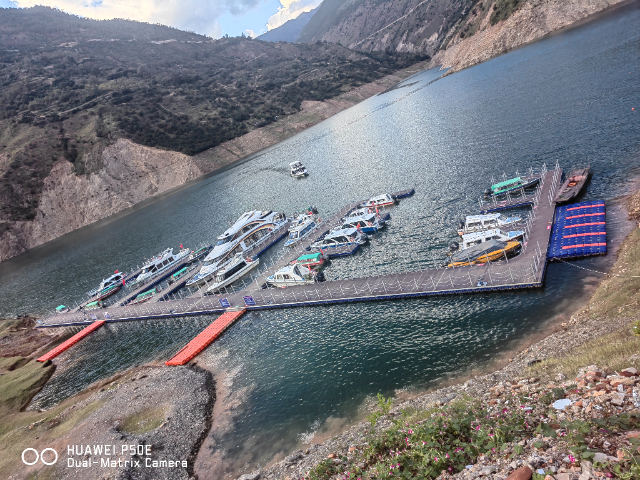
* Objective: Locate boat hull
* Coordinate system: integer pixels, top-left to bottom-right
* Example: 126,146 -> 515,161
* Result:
206,260 -> 259,294
554,167 -> 591,204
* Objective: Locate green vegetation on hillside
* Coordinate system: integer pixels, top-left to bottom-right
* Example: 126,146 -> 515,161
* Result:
490,0 -> 527,25
0,7 -> 426,224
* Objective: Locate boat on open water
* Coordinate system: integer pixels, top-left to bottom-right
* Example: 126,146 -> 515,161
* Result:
290,161 -> 308,177
554,166 -> 591,204
188,210 -> 286,287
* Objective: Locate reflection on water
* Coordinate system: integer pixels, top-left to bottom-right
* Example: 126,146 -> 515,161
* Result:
5,2 -> 640,477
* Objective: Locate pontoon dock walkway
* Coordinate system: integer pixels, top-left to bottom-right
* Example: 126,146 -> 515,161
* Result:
36,173 -> 563,329
165,309 -> 246,365
37,320 -> 105,361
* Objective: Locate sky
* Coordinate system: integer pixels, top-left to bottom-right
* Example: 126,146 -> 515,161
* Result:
0,0 -> 323,38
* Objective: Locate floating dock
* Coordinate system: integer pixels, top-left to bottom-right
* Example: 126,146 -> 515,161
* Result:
548,200 -> 606,260
165,309 -> 246,365
37,320 -> 105,362
37,172 -> 562,329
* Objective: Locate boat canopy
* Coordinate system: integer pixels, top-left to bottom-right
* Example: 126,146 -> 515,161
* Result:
56,305 -> 66,312
136,289 -> 156,299
172,267 -> 188,277
297,253 -> 322,262
492,177 -> 522,191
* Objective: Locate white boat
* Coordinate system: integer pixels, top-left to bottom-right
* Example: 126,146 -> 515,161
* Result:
206,255 -> 259,293
458,213 -> 521,236
337,213 -> 385,234
311,228 -> 368,250
290,161 -> 308,177
87,271 -> 127,296
360,193 -> 395,208
285,216 -> 318,247
266,264 -> 318,287
187,210 -> 287,287
130,247 -> 190,287
451,228 -> 525,252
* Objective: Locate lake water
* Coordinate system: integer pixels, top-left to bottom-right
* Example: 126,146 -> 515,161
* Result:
2,2 -> 640,477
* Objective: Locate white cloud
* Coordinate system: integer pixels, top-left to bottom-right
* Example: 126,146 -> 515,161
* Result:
266,0 -> 321,31
12,0 -> 263,38
245,29 -> 255,38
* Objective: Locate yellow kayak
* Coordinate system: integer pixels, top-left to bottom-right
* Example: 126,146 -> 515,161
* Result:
447,240 -> 521,268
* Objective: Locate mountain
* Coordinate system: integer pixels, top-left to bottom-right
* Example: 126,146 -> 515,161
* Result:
0,6 -> 425,261
258,7 -> 319,42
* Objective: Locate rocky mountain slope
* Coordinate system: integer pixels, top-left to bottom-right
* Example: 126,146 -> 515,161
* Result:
258,7 -> 319,42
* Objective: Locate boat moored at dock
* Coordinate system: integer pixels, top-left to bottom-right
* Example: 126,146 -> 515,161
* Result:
554,167 -> 591,204
483,176 -> 539,197
83,300 -> 104,311
447,239 -> 521,267
451,228 -> 525,252
55,305 -> 69,314
360,193 -> 395,208
205,255 -> 259,293
458,213 -> 521,235
187,245 -> 213,263
95,284 -> 121,301
292,252 -> 327,270
285,216 -> 318,247
167,266 -> 191,285
338,213 -> 385,234
87,271 -> 127,296
129,247 -> 191,288
311,228 -> 368,250
266,264 -> 321,287
128,287 -> 161,305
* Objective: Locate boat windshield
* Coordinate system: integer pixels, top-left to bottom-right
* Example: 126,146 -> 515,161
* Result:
289,231 -> 298,240
216,237 -> 232,246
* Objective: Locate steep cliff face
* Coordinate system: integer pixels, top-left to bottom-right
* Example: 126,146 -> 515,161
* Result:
0,139 -> 206,261
432,0 -> 630,73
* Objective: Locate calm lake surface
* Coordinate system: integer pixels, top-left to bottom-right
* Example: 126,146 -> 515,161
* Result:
2,2 -> 640,476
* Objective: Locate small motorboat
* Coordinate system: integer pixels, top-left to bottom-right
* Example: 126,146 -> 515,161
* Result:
95,284 -> 121,301
56,305 -> 70,314
554,167 -> 591,204
285,216 -> 318,247
266,264 -> 320,287
87,271 -> 127,296
290,161 -> 308,177
338,213 -> 385,234
450,228 -> 525,252
187,245 -> 213,263
128,287 -> 161,305
206,255 -> 259,293
84,300 -> 104,311
458,213 -> 521,236
360,193 -> 395,208
291,252 -> 327,271
447,239 -> 521,267
167,266 -> 191,285
289,207 -> 318,229
129,247 -> 191,287
311,228 -> 368,250
483,176 -> 540,197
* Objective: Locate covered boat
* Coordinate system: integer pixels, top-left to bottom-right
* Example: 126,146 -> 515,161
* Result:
292,252 -> 327,270
128,287 -> 160,305
285,216 -> 318,247
447,239 -> 521,267
360,193 -> 395,208
87,271 -> 127,296
95,284 -> 121,301
338,213 -> 385,234
458,213 -> 521,235
311,228 -> 368,250
84,300 -> 104,311
266,264 -> 320,287
554,167 -> 591,204
290,161 -> 308,177
167,266 -> 190,285
205,255 -> 259,293
452,229 -> 525,252
483,176 -> 539,197
187,245 -> 213,263
56,305 -> 69,314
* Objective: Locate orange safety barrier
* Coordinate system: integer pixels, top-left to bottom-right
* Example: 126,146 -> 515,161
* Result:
563,232 -> 606,239
37,321 -> 106,362
564,222 -> 606,229
165,309 -> 246,366
566,204 -> 605,211
564,212 -> 606,220
561,243 -> 607,250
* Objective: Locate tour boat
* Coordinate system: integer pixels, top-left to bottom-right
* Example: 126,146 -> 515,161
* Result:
95,284 -> 121,301
338,213 -> 385,234
458,213 -> 522,236
56,305 -> 69,314
87,271 -> 127,296
291,252 -> 327,271
187,245 -> 213,263
360,193 -> 395,208
447,239 -> 521,267
290,161 -> 308,177
311,228 -> 368,250
289,207 -> 318,230
266,264 -> 319,287
483,176 -> 540,197
128,287 -> 160,305
554,167 -> 591,204
188,210 -> 287,287
84,300 -> 104,311
206,255 -> 259,293
285,216 -> 318,247
450,228 -> 525,252
167,266 -> 191,285
129,247 -> 191,287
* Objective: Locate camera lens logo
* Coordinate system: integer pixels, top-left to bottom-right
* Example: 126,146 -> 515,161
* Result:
22,448 -> 58,465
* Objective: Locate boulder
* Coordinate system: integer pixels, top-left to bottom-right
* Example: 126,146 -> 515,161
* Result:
238,471 -> 260,480
506,466 -> 532,480
621,368 -> 638,377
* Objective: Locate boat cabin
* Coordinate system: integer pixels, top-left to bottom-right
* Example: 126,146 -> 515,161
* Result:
361,193 -> 395,208
460,213 -> 520,234
288,219 -> 316,241
215,256 -> 252,283
85,300 -> 103,311
267,264 -> 314,286
314,228 -> 364,249
341,213 -> 380,231
294,252 -> 325,269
